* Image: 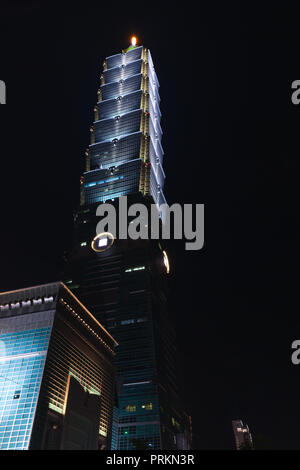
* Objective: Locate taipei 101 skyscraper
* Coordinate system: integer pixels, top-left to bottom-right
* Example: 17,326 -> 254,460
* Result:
64,38 -> 192,450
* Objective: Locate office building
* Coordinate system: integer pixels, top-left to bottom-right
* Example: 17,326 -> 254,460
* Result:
0,282 -> 117,449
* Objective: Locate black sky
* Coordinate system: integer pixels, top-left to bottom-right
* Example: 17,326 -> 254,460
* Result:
0,1 -> 299,449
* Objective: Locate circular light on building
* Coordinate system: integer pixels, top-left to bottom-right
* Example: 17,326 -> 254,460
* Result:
131,36 -> 137,46
91,232 -> 114,252
162,250 -> 170,274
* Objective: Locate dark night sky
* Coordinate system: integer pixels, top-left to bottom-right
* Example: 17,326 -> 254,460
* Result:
0,1 -> 299,449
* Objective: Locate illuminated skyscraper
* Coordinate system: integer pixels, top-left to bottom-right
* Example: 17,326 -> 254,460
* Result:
232,420 -> 253,450
65,39 -> 191,450
82,39 -> 165,210
0,282 -> 117,450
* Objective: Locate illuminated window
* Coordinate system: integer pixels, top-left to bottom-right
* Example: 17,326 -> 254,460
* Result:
141,403 -> 153,410
125,266 -> 145,273
163,251 -> 170,273
121,319 -> 134,325
98,237 -> 108,248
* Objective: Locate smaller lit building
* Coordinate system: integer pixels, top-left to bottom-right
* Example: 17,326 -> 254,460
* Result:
232,419 -> 253,450
0,282 -> 117,450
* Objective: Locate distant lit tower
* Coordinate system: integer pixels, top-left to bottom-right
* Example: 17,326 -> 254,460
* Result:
232,420 -> 253,450
64,37 -> 191,450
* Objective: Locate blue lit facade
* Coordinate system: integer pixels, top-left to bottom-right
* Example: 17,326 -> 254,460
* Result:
0,324 -> 52,450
